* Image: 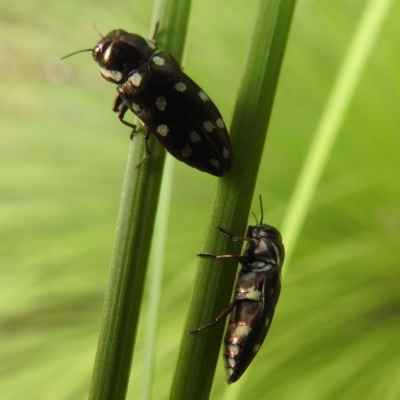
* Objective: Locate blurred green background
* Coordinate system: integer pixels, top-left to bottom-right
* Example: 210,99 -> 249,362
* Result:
1,0 -> 399,399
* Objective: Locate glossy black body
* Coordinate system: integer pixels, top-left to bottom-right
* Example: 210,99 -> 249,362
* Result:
92,30 -> 233,176
190,223 -> 284,383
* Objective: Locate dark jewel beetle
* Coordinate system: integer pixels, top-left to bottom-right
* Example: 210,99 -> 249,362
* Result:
63,29 -> 234,176
190,199 -> 285,383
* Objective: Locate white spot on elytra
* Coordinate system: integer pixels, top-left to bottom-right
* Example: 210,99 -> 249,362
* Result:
146,40 -> 157,50
245,286 -> 262,301
190,131 -> 201,143
181,144 -> 192,158
198,90 -> 209,101
157,125 -> 169,137
99,66 -> 122,83
209,158 -> 221,169
253,344 -> 261,353
234,325 -> 252,337
227,357 -> 236,368
265,318 -> 270,327
216,118 -> 225,128
227,369 -> 234,382
223,148 -> 230,159
156,96 -> 167,111
203,121 -> 214,132
130,72 -> 142,87
174,82 -> 187,92
229,344 -> 240,356
153,56 -> 165,66
132,103 -> 141,112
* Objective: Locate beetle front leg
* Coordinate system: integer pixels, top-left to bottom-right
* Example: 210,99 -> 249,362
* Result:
112,95 -> 137,131
217,227 -> 253,244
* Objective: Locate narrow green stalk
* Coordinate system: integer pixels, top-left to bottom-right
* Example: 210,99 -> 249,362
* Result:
169,1 -> 296,399
88,133 -> 166,400
87,0 -> 192,399
281,0 -> 394,269
143,156 -> 174,400
224,1 -> 393,398
222,1 -> 393,398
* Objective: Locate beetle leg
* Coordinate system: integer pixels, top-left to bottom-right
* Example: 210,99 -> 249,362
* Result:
134,128 -> 151,169
217,227 -> 253,243
189,300 -> 237,333
113,95 -> 137,131
189,297 -> 258,334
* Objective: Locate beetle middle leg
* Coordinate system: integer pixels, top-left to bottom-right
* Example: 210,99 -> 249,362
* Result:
134,127 -> 151,169
189,297 -> 259,334
197,252 -> 248,265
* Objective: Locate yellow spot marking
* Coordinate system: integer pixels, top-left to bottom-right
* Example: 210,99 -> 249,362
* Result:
157,125 -> 169,136
234,325 -> 252,337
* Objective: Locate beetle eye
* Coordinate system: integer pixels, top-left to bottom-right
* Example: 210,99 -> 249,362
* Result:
92,45 -> 101,59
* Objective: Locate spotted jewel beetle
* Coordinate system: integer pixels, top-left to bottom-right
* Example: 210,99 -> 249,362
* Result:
62,29 -> 234,176
190,198 -> 285,383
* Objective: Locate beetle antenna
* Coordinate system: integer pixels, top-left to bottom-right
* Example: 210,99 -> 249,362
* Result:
151,21 -> 160,41
258,195 -> 264,225
92,23 -> 103,38
60,49 -> 93,61
251,211 -> 258,225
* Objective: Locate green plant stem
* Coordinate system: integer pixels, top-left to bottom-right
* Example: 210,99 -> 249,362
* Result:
224,1 -> 394,398
169,1 -> 296,399
143,156 -> 174,400
281,0 -> 394,269
88,135 -> 166,400
87,0 -> 192,398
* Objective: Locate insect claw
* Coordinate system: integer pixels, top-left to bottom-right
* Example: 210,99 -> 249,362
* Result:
197,253 -> 217,258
